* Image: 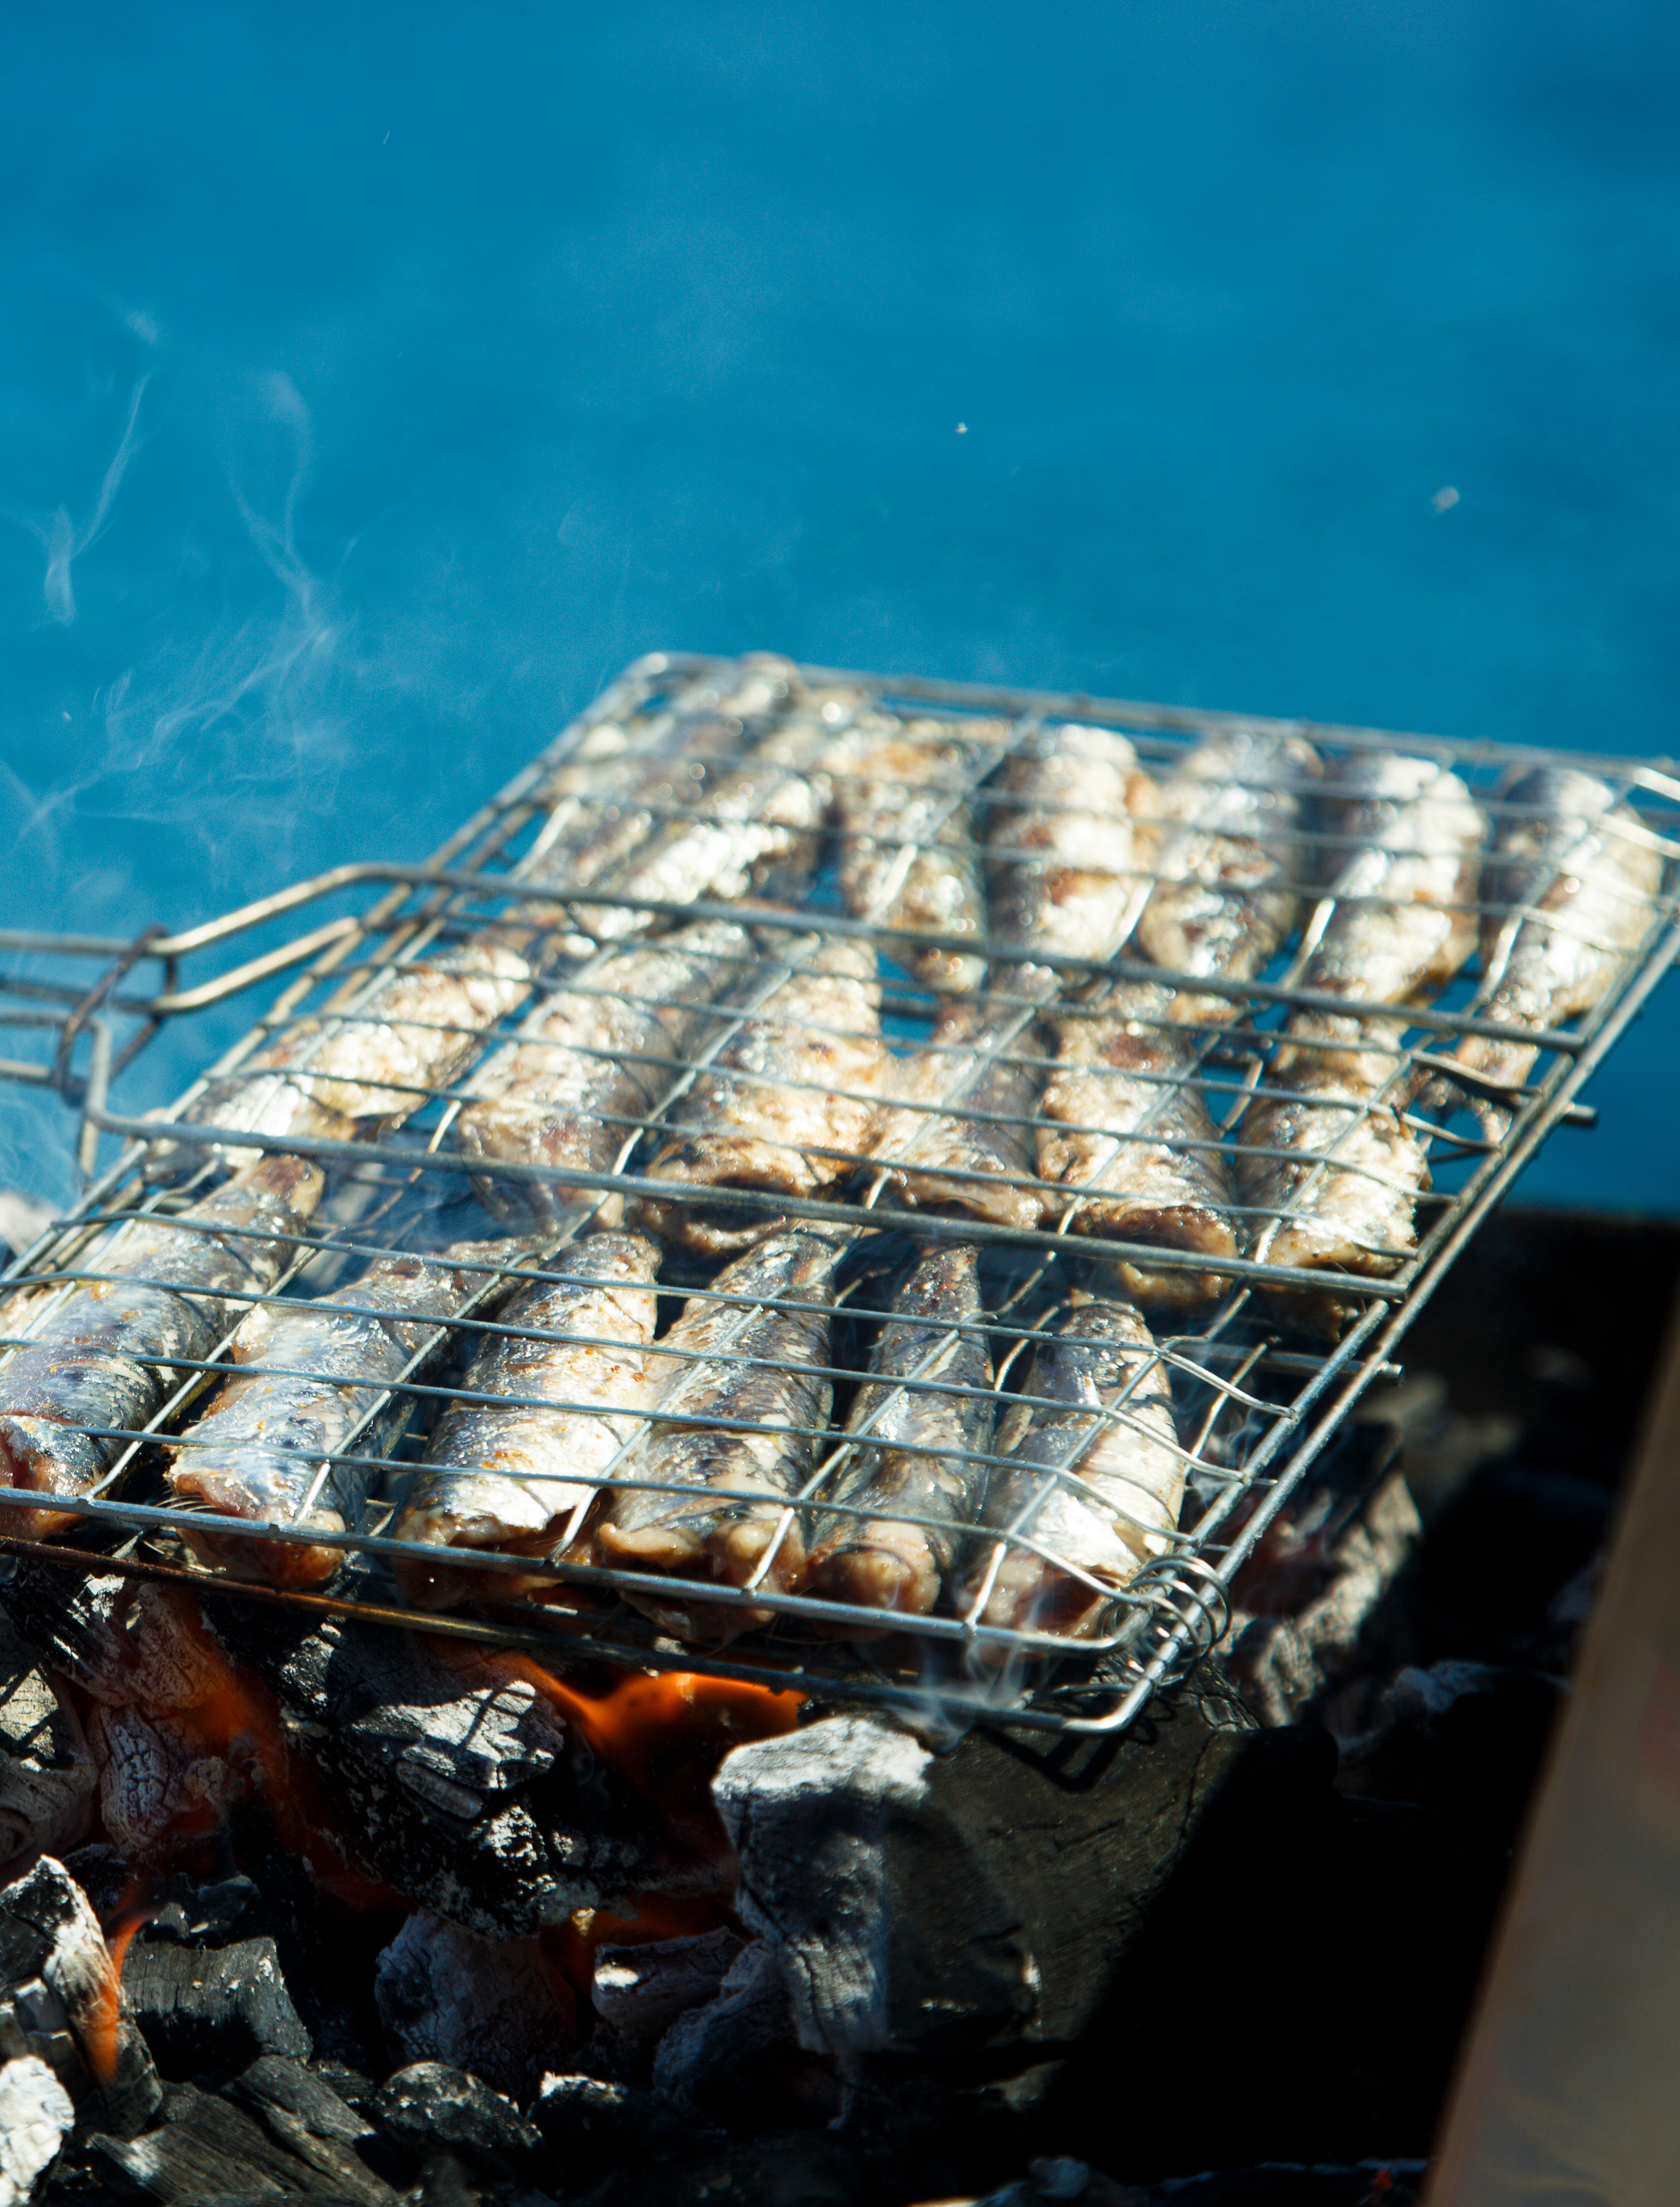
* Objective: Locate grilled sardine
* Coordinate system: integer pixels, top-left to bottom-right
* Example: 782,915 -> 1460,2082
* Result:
0,1156 -> 324,1537
806,1241 -> 995,1625
1036,981 -> 1239,1305
1448,766 -> 1666,1101
1135,729 -> 1321,1022
393,1232 -> 662,1608
167,1244 -> 496,1587
593,1225 -> 848,1639
455,921 -> 752,1232
871,997 -> 1046,1231
823,713 -> 1005,993
965,1291 -> 1183,1643
637,935 -> 889,1255
986,722 -> 1158,979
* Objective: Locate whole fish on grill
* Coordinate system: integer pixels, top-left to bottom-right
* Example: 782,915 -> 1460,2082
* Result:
871,997 -> 1047,1231
1236,1075 -> 1430,1333
1443,766 -> 1666,1109
637,935 -> 890,1256
1035,981 -> 1239,1306
1135,728 -> 1321,1022
592,1225 -> 848,1640
580,679 -> 864,941
806,1241 -> 995,1627
166,1242 -> 503,1587
392,1232 -> 662,1609
822,712 -> 1006,993
965,1291 -> 1183,1643
986,722 -> 1159,979
0,1156 -> 324,1539
455,920 -> 752,1232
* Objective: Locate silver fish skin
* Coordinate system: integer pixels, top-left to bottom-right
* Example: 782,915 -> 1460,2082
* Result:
455,921 -> 753,1232
637,936 -> 890,1256
166,1244 -> 493,1587
986,722 -> 1159,981
1275,752 -> 1484,1088
871,997 -> 1047,1232
0,1156 -> 325,1539
580,682 -> 865,942
1450,766 -> 1666,1098
392,1231 -> 662,1609
822,712 -> 1006,993
593,1225 -> 848,1640
806,1241 -> 995,1626
1237,1073 -> 1429,1334
0,1609 -> 95,1873
1135,729 -> 1321,1023
1035,981 -> 1239,1307
966,1293 -> 1183,1644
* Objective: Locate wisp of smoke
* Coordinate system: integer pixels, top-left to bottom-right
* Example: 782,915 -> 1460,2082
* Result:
26,377 -> 148,626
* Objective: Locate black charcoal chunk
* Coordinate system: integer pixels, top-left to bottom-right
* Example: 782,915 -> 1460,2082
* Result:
532,2075 -> 697,2187
121,1937 -> 312,2077
87,2079 -> 355,2202
370,2064 -> 550,2185
227,2055 -> 402,2202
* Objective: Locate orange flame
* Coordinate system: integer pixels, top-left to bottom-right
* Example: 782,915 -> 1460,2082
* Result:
83,1912 -> 145,2087
510,1658 -> 801,1809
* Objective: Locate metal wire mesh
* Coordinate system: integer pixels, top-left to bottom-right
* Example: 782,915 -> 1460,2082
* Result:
1,648 -> 1676,1735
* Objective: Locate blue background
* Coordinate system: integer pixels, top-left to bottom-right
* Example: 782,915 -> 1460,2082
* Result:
1,1 -> 1675,1210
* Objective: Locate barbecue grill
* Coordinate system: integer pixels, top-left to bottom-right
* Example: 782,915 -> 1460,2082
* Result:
2,649 -> 1676,1738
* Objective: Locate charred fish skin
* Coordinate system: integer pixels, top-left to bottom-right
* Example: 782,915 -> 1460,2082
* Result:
1135,729 -> 1321,1022
165,1243 -> 496,1589
1237,1074 -> 1429,1335
806,1241 -> 995,1626
392,1231 -> 662,1610
455,921 -> 753,1233
966,1293 -> 1183,1644
0,1156 -> 325,1539
637,935 -> 890,1257
986,722 -> 1159,978
822,712 -> 1005,994
1450,766 -> 1667,1097
1035,982 -> 1239,1308
593,1225 -> 847,1639
871,997 -> 1047,1233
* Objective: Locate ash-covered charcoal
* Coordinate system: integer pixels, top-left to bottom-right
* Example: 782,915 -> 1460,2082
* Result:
216,1605 -> 705,1933
651,1938 -> 840,2133
590,1927 -> 744,2054
1218,1463 -> 1421,1730
1337,1658 -> 1565,1834
0,1855 -> 161,2137
374,1911 -> 576,2100
0,1612 -> 96,1877
119,1933 -> 312,2077
369,2061 -> 553,2187
0,2054 -> 75,2207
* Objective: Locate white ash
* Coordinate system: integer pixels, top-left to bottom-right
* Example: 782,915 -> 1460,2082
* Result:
0,1856 -> 160,2136
652,1938 -> 837,2130
374,1910 -> 577,2099
591,1927 -> 745,2048
0,1615 -> 95,1877
84,1705 -> 233,1860
0,2054 -> 74,2207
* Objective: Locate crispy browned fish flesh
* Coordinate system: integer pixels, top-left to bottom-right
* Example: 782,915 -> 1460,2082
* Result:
591,1225 -> 848,1640
806,1241 -> 995,1627
986,722 -> 1159,979
822,712 -> 1007,993
964,1291 -> 1183,1644
392,1231 -> 662,1609
1035,981 -> 1239,1306
454,921 -> 752,1232
636,935 -> 890,1255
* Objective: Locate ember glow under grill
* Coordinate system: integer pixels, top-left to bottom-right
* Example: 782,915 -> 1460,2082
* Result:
2,650 -> 1677,1737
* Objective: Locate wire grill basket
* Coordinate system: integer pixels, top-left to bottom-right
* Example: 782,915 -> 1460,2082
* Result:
2,649 -> 1677,1735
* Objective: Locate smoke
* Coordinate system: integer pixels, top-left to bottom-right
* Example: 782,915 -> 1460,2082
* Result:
24,377 -> 148,626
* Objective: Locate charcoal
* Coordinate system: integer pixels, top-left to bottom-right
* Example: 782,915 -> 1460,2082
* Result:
373,1914 -> 576,2100
568,2129 -> 864,2207
369,2063 -> 552,2186
87,2079 -> 366,2203
0,1856 -> 162,2136
121,1937 -> 312,2077
0,1612 -> 97,1878
214,1608 -> 695,1936
135,1878 -> 262,1951
589,1928 -> 744,2050
532,2074 -> 697,2183
1337,1659 -> 1564,1833
967,2160 -> 1144,2206
0,2053 -> 76,2207
651,1939 -> 839,2132
227,2056 -> 400,2205
714,1682 -> 1313,2062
